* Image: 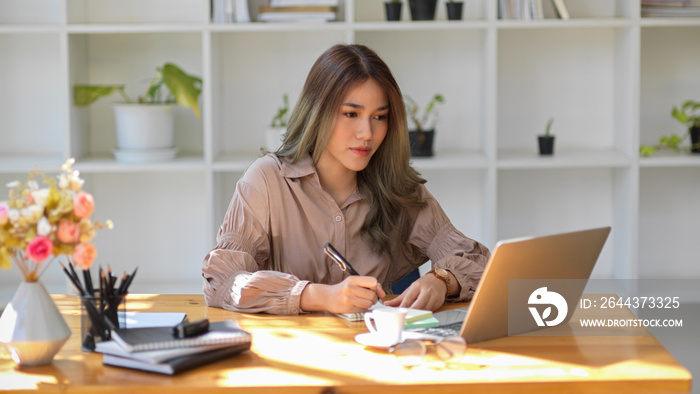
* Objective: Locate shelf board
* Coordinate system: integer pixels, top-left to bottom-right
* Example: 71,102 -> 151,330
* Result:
641,18 -> 700,27
0,25 -> 61,34
496,18 -> 632,29
73,154 -> 205,173
211,152 -> 487,172
410,151 -> 488,171
353,20 -> 488,31
66,23 -> 204,34
209,21 -> 348,33
212,153 -> 264,172
497,149 -> 631,170
0,155 -> 67,174
640,152 -> 700,168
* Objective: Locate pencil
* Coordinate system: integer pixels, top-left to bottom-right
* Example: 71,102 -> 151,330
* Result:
60,262 -> 85,296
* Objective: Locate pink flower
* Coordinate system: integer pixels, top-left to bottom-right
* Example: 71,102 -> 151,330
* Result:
73,243 -> 97,269
26,236 -> 54,263
57,219 -> 80,244
73,192 -> 94,219
0,204 -> 8,226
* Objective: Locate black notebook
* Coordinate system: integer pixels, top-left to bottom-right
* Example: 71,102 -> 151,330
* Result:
102,342 -> 250,375
111,319 -> 251,353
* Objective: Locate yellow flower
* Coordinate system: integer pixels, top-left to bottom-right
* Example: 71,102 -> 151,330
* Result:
79,218 -> 96,243
0,248 -> 10,270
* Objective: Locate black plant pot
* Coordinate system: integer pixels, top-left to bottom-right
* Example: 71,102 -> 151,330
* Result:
691,126 -> 700,154
409,130 -> 435,157
409,0 -> 437,21
385,2 -> 402,21
446,1 -> 464,20
538,135 -> 555,156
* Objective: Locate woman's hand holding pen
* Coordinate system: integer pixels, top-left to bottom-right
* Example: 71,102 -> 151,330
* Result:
300,276 -> 386,314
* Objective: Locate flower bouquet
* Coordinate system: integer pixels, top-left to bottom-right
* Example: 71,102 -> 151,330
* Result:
0,158 -> 112,278
0,158 -> 112,365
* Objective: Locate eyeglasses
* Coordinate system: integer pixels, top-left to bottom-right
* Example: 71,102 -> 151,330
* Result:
390,336 -> 467,369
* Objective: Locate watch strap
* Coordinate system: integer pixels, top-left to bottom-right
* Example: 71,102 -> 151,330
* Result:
427,269 -> 450,298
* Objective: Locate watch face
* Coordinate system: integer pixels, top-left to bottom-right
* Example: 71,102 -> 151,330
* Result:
434,268 -> 448,279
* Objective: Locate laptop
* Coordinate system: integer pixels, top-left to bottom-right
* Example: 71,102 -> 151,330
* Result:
408,226 -> 611,343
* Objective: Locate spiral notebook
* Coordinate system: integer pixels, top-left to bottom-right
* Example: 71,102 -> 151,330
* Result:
102,342 -> 251,375
111,319 -> 251,353
334,303 -> 433,324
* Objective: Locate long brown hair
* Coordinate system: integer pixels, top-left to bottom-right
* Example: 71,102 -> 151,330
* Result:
278,44 -> 426,256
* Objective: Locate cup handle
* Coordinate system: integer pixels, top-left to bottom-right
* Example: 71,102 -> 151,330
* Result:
364,313 -> 378,333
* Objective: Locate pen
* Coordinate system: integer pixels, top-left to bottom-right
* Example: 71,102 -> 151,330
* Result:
323,243 -> 360,276
324,243 -> 383,305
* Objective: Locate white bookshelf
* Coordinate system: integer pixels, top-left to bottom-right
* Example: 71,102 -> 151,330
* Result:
1,0 -> 698,299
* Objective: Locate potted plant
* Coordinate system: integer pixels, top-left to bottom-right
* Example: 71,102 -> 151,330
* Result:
405,94 -> 444,157
385,0 -> 403,21
408,0 -> 437,20
73,63 -> 202,162
266,94 -> 289,152
446,0 -> 464,20
640,99 -> 700,156
538,117 -> 555,155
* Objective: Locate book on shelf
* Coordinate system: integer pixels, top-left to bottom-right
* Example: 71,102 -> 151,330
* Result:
642,5 -> 700,16
258,5 -> 337,22
111,319 -> 251,353
211,0 -> 250,23
551,0 -> 570,20
259,5 -> 336,13
498,0 -> 544,21
269,0 -> 339,7
102,342 -> 251,375
641,0 -> 691,6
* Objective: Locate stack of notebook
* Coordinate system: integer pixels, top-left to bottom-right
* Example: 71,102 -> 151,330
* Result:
96,320 -> 251,375
335,304 -> 440,328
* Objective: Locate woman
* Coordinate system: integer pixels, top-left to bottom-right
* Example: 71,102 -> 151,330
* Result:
202,44 -> 490,315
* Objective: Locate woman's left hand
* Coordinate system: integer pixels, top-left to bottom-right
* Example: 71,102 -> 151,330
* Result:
383,274 -> 447,311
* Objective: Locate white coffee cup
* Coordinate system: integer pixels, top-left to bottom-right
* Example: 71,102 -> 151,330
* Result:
364,308 -> 407,344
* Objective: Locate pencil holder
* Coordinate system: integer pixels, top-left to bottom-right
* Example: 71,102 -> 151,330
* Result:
79,292 -> 127,352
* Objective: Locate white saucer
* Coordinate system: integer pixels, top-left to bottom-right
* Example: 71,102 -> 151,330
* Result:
112,147 -> 178,163
355,331 -> 425,349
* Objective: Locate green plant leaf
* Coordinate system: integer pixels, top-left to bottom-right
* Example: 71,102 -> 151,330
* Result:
160,63 -> 203,119
143,71 -> 164,103
545,118 -> 554,137
639,145 -> 655,157
271,94 -> 289,128
73,85 -> 125,106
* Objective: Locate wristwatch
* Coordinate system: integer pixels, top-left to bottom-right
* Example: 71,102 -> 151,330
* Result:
427,268 -> 451,298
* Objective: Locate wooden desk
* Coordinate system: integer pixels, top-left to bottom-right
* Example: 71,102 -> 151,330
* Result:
0,294 -> 692,393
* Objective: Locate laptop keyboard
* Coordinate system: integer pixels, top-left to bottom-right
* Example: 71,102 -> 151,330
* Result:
410,321 -> 462,337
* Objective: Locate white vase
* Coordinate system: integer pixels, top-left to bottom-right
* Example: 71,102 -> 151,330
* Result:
113,103 -> 175,150
0,281 -> 71,366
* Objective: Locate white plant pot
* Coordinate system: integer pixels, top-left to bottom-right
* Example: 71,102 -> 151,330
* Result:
0,281 -> 71,366
265,126 -> 286,152
113,103 -> 175,150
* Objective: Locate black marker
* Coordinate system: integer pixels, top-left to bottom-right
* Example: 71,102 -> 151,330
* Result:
172,318 -> 210,339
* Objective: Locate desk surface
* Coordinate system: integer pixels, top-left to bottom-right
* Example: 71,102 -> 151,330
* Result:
0,294 -> 692,393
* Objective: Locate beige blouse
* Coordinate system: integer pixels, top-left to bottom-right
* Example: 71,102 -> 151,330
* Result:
202,153 -> 490,315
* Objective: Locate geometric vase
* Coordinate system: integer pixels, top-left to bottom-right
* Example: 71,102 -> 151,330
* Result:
0,281 -> 71,366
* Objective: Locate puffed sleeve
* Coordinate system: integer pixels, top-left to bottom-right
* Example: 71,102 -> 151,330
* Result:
408,186 -> 490,301
202,162 -> 309,315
